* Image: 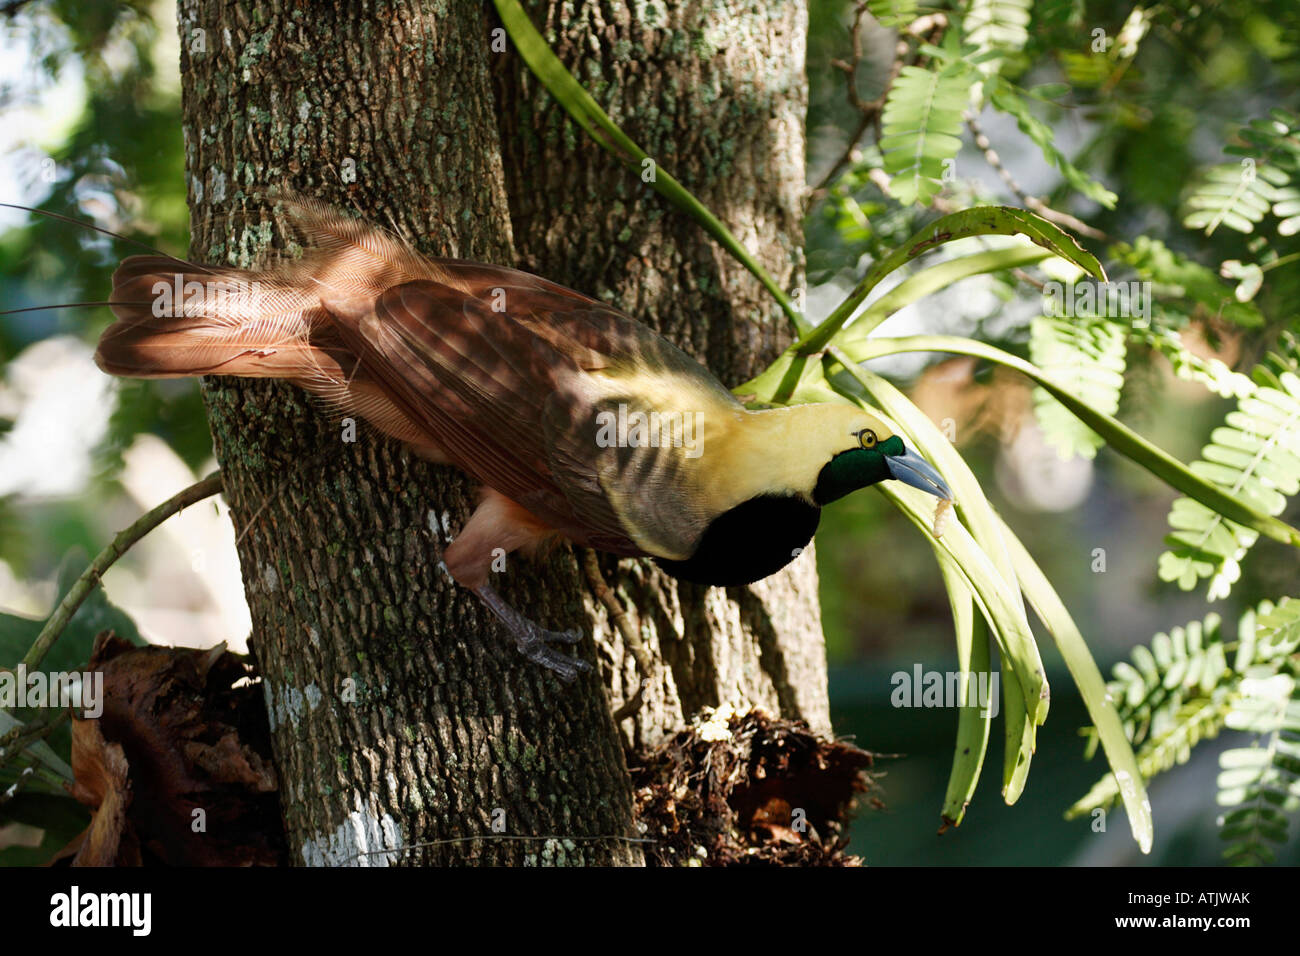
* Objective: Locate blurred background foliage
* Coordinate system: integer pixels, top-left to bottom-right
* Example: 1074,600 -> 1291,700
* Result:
1,0 -> 1298,865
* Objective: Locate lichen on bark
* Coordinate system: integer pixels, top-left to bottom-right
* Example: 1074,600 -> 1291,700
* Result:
177,0 -> 834,866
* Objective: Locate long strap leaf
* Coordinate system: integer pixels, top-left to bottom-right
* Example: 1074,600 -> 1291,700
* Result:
937,560 -> 994,827
793,205 -> 1106,357
493,0 -> 807,336
842,335 -> 1300,548
998,518 -> 1155,854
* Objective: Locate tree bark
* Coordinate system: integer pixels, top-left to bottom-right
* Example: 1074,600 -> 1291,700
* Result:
492,0 -> 827,749
178,0 -> 823,866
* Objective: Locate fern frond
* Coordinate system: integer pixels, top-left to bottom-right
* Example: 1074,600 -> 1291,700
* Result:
1103,612 -> 1235,752
1229,110 -> 1300,233
1217,670 -> 1300,865
1250,599 -> 1300,665
1139,327 -> 1256,400
1070,601 -> 1299,820
880,62 -> 971,206
964,0 -> 1031,75
1030,313 -> 1127,459
1158,370 -> 1300,600
1273,189 -> 1300,237
1227,109 -> 1300,176
1109,236 -> 1263,328
1182,162 -> 1288,236
1071,691 -> 1235,817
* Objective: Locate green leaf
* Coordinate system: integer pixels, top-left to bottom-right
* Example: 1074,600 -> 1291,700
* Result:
1002,524 -> 1153,853
1158,370 -> 1300,600
0,547 -> 141,674
880,62 -> 972,206
1182,162 -> 1288,236
782,205 -> 1106,367
1215,667 -> 1300,865
0,710 -> 73,781
491,0 -> 807,335
877,480 -> 1043,791
938,563 -> 994,828
828,360 -> 1048,795
840,334 -> 1300,551
1069,598 -> 1300,860
867,0 -> 918,28
985,76 -> 1118,208
1110,236 -> 1263,328
853,243 -> 1052,332
964,0 -> 1032,76
1030,314 -> 1128,460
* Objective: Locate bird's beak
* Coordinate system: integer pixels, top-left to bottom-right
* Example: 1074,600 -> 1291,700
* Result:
886,446 -> 952,500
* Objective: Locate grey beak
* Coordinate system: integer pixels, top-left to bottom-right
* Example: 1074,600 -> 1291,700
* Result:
886,446 -> 953,500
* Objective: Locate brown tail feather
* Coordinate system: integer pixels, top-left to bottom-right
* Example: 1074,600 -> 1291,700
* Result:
95,256 -> 324,379
95,193 -> 438,380
93,195 -> 462,456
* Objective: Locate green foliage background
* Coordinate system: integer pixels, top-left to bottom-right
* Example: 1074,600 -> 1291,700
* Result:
2,0 -> 1299,864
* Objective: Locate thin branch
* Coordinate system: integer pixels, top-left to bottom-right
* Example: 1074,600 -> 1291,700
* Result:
581,549 -> 653,722
21,472 -> 224,671
0,709 -> 70,770
810,11 -> 948,201
966,114 -> 1110,242
0,766 -> 35,809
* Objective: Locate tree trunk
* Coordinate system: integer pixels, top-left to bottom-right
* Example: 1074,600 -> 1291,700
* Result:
179,0 -> 823,866
491,0 -> 826,750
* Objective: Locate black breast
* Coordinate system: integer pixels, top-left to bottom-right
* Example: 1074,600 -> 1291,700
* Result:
653,494 -> 821,588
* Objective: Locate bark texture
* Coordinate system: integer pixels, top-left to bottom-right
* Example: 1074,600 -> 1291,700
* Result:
178,0 -> 824,866
493,0 -> 828,749
180,0 -> 637,865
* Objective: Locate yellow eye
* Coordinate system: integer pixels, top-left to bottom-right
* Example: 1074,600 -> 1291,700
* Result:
857,428 -> 877,449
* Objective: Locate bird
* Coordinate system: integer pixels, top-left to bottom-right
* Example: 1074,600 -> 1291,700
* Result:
87,194 -> 953,681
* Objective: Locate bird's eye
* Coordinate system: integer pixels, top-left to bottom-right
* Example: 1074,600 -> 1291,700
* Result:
856,428 -> 877,449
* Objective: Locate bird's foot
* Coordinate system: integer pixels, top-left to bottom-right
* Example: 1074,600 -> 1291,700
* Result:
514,625 -> 589,682
474,585 -> 591,682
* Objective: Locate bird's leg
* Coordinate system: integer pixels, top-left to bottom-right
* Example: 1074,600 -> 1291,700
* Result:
472,584 -> 590,683
444,488 -> 590,681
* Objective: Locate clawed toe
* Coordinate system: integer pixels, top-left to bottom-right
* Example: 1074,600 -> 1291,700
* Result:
518,634 -> 591,682
473,585 -> 589,681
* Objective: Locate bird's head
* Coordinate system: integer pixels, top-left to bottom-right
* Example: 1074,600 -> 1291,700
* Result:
703,403 -> 953,516
804,407 -> 953,506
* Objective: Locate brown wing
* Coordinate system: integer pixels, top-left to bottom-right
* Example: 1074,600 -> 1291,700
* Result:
318,263 -> 740,559
318,276 -> 633,553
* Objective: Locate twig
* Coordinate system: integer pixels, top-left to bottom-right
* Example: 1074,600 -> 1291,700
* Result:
580,550 -> 654,722
0,709 -> 70,770
966,114 -> 1110,242
0,766 -> 35,809
810,11 -> 948,201
1011,267 -> 1047,292
21,472 -> 224,671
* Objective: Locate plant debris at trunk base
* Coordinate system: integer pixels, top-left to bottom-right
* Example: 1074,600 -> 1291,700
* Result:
629,707 -> 880,866
57,632 -> 285,866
